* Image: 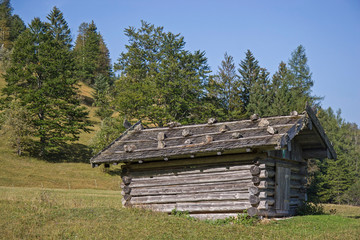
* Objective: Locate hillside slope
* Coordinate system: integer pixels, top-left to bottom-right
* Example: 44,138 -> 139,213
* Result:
0,72 -> 120,191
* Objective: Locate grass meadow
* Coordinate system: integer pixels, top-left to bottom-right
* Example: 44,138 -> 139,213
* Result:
0,186 -> 359,239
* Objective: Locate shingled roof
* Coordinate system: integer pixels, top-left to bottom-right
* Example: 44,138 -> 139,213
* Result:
90,105 -> 336,166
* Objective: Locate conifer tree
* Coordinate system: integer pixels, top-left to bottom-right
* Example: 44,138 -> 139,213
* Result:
74,21 -> 111,86
288,45 -> 321,109
268,62 -> 294,115
211,52 -> 242,120
0,0 -> 25,49
9,14 -> 24,41
288,45 -> 313,95
46,6 -> 72,48
2,15 -> 92,156
92,74 -> 113,119
247,67 -> 271,116
308,107 -> 359,203
238,50 -> 261,112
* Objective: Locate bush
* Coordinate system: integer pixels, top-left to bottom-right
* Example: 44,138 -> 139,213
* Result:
296,201 -> 325,215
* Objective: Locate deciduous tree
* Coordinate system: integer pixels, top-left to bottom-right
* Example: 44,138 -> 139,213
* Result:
113,21 -> 210,126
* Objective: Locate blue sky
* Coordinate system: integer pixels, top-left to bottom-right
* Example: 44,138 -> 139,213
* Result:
12,0 -> 360,125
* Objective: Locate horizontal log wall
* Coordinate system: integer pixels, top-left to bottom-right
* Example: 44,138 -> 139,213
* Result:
120,154 -> 268,218
120,153 -> 307,218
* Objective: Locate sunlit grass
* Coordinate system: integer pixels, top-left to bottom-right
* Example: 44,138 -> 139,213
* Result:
0,186 -> 359,240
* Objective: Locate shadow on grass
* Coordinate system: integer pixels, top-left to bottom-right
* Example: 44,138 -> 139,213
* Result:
347,216 -> 360,219
27,141 -> 93,163
105,169 -> 122,176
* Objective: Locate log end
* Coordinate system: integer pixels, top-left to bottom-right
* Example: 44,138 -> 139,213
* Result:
247,207 -> 258,217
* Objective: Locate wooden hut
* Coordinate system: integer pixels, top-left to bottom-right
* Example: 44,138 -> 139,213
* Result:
90,105 -> 336,219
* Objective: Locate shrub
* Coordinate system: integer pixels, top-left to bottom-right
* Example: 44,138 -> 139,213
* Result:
296,201 -> 325,215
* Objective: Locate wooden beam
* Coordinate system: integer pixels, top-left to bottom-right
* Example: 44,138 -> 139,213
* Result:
305,105 -> 337,159
302,148 -> 327,159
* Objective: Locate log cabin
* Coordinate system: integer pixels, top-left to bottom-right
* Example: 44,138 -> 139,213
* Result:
90,105 -> 336,219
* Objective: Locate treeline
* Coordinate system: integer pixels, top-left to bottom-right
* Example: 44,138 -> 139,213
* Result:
0,1 -> 358,205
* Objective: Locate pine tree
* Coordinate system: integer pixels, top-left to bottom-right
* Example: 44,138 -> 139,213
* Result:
238,50 -> 261,112
73,21 -> 111,86
212,52 -> 243,120
97,35 -> 112,78
46,6 -> 72,48
288,45 -> 321,109
308,107 -> 359,203
2,16 -> 92,156
0,0 -> 25,50
268,62 -> 294,116
247,67 -> 271,116
288,45 -> 312,94
9,14 -> 25,42
92,74 -> 113,119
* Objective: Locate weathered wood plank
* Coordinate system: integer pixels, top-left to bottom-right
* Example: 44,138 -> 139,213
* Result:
130,167 -> 255,182
130,181 -> 253,196
131,191 -> 257,204
130,171 -> 253,188
189,213 -> 239,220
133,200 -> 252,213
275,166 -> 291,211
129,163 -> 263,179
128,153 -> 266,170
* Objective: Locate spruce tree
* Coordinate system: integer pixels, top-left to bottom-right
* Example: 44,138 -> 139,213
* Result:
46,6 -> 72,48
73,21 -> 111,86
268,62 -> 294,116
238,50 -> 261,112
212,52 -> 242,120
288,45 -> 321,109
308,107 -> 359,203
288,45 -> 313,95
2,16 -> 92,156
9,14 -> 25,42
0,0 -> 25,49
247,67 -> 271,116
92,74 -> 113,119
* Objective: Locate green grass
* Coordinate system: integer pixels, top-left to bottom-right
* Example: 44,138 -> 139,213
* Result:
0,141 -> 122,190
0,186 -> 359,240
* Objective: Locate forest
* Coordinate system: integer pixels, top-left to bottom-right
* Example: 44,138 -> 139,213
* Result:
0,0 -> 359,207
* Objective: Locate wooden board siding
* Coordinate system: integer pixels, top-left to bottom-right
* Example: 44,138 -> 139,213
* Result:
275,165 -> 291,212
